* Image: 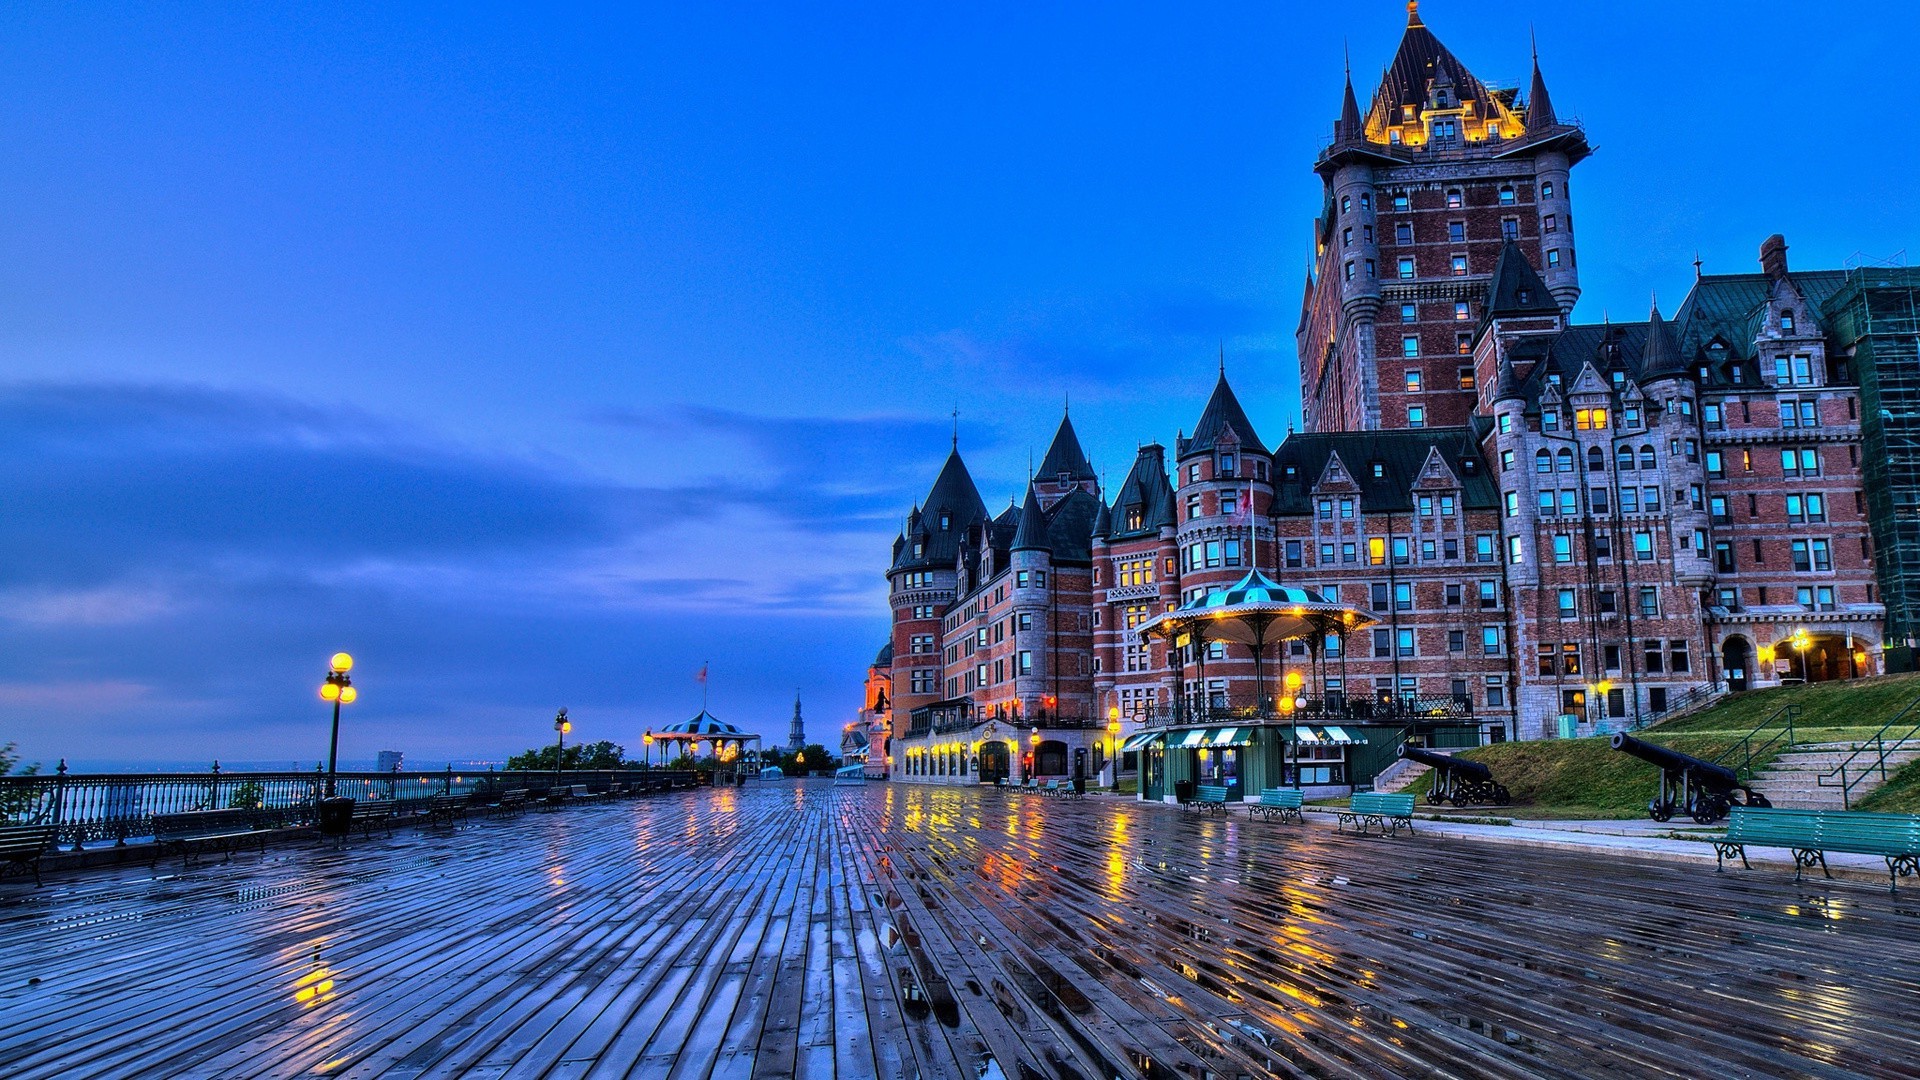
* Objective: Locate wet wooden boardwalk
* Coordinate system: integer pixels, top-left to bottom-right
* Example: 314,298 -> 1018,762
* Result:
4,784 -> 1919,1079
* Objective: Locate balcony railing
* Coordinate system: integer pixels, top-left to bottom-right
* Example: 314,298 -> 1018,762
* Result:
1133,696 -> 1477,729
0,765 -> 695,849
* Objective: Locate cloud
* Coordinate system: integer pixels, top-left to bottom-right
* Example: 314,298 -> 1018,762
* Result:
0,585 -> 182,626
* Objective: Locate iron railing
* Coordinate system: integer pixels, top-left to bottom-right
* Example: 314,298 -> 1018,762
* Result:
1713,703 -> 1800,783
0,765 -> 696,849
1818,697 -> 1920,809
1637,681 -> 1728,729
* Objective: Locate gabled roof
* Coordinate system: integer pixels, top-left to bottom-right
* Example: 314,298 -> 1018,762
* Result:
1036,412 -> 1097,483
1485,242 -> 1558,320
1672,270 -> 1848,382
1180,372 -> 1268,458
1272,428 -> 1497,515
1105,444 -> 1178,541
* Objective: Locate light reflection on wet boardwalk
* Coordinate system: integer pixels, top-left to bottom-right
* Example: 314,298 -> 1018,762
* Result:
4,783 -> 1919,1078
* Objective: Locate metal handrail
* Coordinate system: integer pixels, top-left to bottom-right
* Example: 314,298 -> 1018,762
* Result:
0,766 -> 696,849
1817,696 -> 1920,809
1712,703 -> 1800,783
1637,681 -> 1727,729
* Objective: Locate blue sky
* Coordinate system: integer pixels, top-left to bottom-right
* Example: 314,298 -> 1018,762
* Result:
2,2 -> 1913,766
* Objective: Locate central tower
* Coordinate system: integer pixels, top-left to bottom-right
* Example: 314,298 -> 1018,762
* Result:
1297,2 -> 1589,433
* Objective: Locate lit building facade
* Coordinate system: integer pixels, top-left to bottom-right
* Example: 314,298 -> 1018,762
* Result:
876,2 -> 1891,787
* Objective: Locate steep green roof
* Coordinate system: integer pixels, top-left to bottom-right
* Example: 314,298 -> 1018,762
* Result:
1104,444 -> 1177,542
1181,372 -> 1269,459
1036,413 -> 1096,483
891,447 -> 989,573
1271,428 -> 1497,515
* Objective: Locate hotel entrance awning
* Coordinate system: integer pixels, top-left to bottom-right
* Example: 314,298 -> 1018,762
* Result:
1276,725 -> 1368,745
1118,732 -> 1163,753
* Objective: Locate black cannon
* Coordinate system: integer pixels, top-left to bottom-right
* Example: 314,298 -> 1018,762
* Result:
1609,733 -> 1770,824
1398,743 -> 1511,807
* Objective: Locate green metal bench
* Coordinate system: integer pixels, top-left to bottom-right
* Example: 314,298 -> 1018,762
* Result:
1188,784 -> 1232,815
1337,792 -> 1416,836
1714,805 -> 1920,894
0,824 -> 58,886
1249,787 -> 1304,824
152,809 -> 270,866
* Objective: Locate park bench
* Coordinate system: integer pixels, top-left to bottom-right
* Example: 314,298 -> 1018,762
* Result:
1713,805 -> 1920,895
1249,787 -> 1304,824
1040,779 -> 1065,797
351,801 -> 396,835
0,824 -> 58,886
1337,792 -> 1416,837
1187,785 -> 1232,815
152,808 -> 269,866
1056,780 -> 1085,801
425,794 -> 469,827
489,788 -> 530,815
1019,777 -> 1041,794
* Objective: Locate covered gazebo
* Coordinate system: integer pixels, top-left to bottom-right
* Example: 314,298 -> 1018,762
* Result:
648,710 -> 764,767
1138,568 -> 1379,720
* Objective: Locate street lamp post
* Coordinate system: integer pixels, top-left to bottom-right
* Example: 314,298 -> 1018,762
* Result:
319,652 -> 357,798
554,708 -> 571,787
1106,706 -> 1121,793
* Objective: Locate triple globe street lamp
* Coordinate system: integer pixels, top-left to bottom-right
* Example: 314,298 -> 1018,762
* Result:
319,652 -> 357,798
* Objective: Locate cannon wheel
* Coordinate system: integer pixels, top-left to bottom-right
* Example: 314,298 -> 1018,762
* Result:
1648,799 -> 1674,823
1426,790 -> 1447,805
1491,785 -> 1512,807
1689,794 -> 1729,825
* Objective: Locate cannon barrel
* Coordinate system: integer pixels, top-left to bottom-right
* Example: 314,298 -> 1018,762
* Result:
1609,733 -> 1742,791
1397,743 -> 1493,782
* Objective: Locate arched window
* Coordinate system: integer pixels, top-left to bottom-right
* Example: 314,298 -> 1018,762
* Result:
1588,447 -> 1606,472
1640,445 -> 1657,469
1535,449 -> 1553,474
1541,180 -> 1555,199
1557,449 -> 1575,473
1617,445 -> 1635,471
1499,185 -> 1515,206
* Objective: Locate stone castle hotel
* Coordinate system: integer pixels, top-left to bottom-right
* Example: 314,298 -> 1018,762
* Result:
865,3 -> 1920,795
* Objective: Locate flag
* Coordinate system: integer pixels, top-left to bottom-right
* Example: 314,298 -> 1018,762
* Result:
696,663 -> 708,684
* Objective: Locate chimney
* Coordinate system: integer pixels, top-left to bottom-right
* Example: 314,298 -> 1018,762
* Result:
1759,234 -> 1789,283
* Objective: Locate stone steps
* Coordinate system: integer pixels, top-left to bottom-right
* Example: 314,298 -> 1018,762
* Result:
1372,761 -> 1430,795
1748,743 -> 1920,810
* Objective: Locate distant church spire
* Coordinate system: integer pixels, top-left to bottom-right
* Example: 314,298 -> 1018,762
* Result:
788,691 -> 805,751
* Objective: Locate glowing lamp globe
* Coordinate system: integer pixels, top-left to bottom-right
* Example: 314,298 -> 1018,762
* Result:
320,682 -> 341,702
338,686 -> 358,704
330,652 -> 354,674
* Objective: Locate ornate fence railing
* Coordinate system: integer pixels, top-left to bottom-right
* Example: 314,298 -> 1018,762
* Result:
0,765 -> 696,849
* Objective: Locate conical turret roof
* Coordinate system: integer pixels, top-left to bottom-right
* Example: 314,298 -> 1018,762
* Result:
1036,412 -> 1096,483
1183,371 -> 1268,458
891,446 -> 989,573
1640,302 -> 1686,380
1336,71 -> 1364,142
1366,2 -> 1492,133
1526,53 -> 1558,129
1010,487 -> 1049,552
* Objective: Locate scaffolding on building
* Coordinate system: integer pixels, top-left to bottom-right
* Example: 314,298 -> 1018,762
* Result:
1822,263 -> 1920,668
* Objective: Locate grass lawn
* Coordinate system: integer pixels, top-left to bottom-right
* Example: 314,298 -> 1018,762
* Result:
1651,671 -> 1920,739
1857,759 -> 1920,812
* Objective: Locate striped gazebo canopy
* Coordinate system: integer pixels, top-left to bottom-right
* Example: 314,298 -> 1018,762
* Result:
1137,569 -> 1378,648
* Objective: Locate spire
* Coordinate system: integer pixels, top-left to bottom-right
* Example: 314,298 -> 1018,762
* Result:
1493,357 -> 1526,403
1091,497 -> 1112,540
1484,241 -> 1558,318
1335,62 -> 1364,143
1640,299 -> 1686,380
1526,45 -> 1559,129
1010,487 -> 1050,553
788,691 -> 805,751
1037,411 -> 1097,482
1406,0 -> 1422,27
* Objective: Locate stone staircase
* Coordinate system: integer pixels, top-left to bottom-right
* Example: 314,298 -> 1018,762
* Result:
1370,758 -> 1431,795
1747,740 -> 1920,810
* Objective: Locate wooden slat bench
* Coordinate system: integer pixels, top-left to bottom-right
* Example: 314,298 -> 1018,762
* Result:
425,794 -> 469,827
0,824 -> 58,886
351,801 -> 397,835
1187,785 -> 1232,815
1249,787 -> 1304,824
1714,805 -> 1920,894
152,809 -> 269,866
1337,792 -> 1416,837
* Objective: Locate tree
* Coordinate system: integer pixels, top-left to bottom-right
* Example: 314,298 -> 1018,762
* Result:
505,740 -> 633,771
763,744 -> 839,776
0,742 -> 41,823
228,781 -> 266,810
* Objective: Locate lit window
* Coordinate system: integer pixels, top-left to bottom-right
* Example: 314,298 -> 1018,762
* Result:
1405,370 -> 1422,392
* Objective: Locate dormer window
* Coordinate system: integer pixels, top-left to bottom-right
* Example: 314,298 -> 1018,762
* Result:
1371,462 -> 1387,479
913,542 -> 925,558
939,511 -> 951,530
1546,372 -> 1562,388
1781,310 -> 1796,333
1125,506 -> 1143,531
1517,287 -> 1533,305
1283,463 -> 1298,479
1389,129 -> 1402,145
1219,453 -> 1236,476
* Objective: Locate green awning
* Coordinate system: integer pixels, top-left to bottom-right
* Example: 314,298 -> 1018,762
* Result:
1273,725 -> 1370,745
1118,732 -> 1162,752
1174,729 -> 1212,749
1210,727 -> 1254,747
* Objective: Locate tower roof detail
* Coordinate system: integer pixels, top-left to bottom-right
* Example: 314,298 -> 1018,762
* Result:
1036,412 -> 1096,483
1485,242 -> 1559,319
1104,444 -> 1177,541
1639,302 -> 1686,380
1180,372 -> 1269,459
1526,52 -> 1558,128
890,447 -> 989,573
1010,487 -> 1049,552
